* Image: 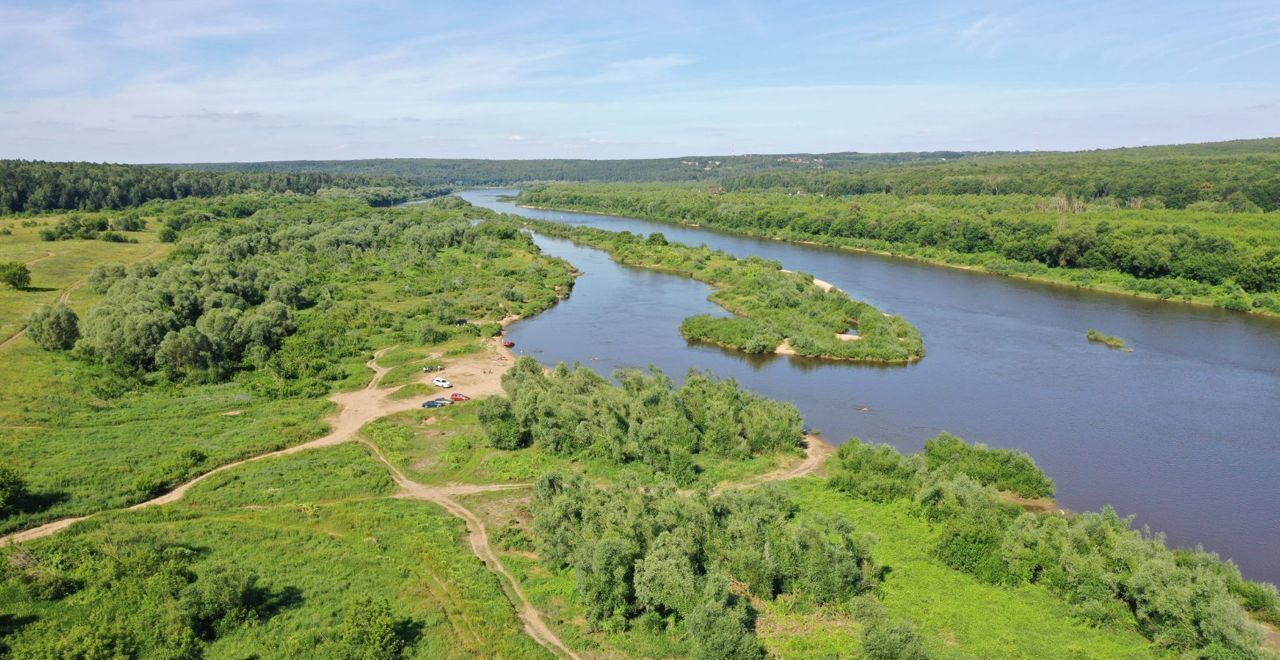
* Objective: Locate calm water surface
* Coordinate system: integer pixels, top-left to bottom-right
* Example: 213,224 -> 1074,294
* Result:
460,189 -> 1280,583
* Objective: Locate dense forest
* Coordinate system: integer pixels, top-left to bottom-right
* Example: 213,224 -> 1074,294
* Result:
178,151 -> 977,186
725,138 -> 1280,212
518,184 -> 1280,314
0,161 -> 447,214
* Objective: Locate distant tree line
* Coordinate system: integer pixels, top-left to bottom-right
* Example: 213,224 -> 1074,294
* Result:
175,151 -> 975,186
726,139 -> 1280,212
518,185 -> 1280,313
0,160 -> 447,214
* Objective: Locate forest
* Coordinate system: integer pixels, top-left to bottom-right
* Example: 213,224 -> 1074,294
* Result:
0,160 -> 447,214
177,151 -> 974,186
517,183 -> 1280,314
725,138 -> 1280,211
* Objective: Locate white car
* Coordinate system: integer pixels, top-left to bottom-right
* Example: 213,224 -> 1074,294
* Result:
432,377 -> 452,388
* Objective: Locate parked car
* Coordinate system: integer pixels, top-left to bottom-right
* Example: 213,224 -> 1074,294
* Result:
432,377 -> 452,388
450,393 -> 470,402
454,318 -> 469,325
501,340 -> 515,348
422,399 -> 449,409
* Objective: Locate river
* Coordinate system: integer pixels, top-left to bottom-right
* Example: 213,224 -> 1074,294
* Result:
459,189 -> 1280,584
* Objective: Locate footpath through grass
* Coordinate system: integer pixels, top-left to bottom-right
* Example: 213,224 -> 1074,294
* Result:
0,444 -> 552,658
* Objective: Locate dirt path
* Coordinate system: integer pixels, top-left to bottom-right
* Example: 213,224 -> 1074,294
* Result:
713,433 -> 835,495
1,245 -> 164,353
357,436 -> 578,659
0,329 -> 824,659
1,346 -> 417,542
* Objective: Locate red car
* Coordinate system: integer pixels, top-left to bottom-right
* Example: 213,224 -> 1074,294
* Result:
501,340 -> 515,348
450,393 -> 470,402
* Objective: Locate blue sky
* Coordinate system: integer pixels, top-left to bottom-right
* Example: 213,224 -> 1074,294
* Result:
2,0 -> 1278,162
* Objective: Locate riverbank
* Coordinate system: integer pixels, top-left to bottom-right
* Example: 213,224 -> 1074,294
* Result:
518,202 -> 1280,319
511,216 -> 925,363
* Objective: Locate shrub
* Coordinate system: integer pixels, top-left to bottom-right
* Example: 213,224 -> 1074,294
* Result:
0,261 -> 31,289
0,465 -> 27,516
923,433 -> 1054,498
476,396 -> 527,449
26,303 -> 80,350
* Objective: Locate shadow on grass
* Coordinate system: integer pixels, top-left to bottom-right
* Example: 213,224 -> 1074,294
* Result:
7,490 -> 69,517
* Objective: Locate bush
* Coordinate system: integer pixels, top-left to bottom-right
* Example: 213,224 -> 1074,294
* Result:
923,433 -> 1054,498
0,261 -> 31,289
476,396 -> 527,449
861,618 -> 930,660
338,597 -> 407,659
27,303 -> 80,350
0,465 -> 27,516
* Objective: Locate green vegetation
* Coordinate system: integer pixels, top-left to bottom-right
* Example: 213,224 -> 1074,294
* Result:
180,151 -> 972,186
1087,329 -> 1130,350
485,359 -> 804,485
0,160 -> 448,213
518,177 -> 1280,314
0,445 -> 550,658
503,217 -> 925,362
826,437 -> 1278,657
362,369 -> 798,490
0,261 -> 31,289
529,472 -> 885,658
726,138 -> 1280,211
0,194 -> 574,534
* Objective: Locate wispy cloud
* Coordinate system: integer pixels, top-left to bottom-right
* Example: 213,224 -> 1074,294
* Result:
1,0 -> 1277,161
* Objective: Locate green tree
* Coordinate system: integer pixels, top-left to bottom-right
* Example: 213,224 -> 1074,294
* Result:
476,396 -> 527,449
155,326 -> 215,380
87,262 -> 127,294
0,261 -> 31,289
27,303 -> 80,350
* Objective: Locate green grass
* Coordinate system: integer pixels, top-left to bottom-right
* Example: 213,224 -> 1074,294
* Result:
787,479 -> 1157,659
0,217 -> 165,340
1,445 -> 551,658
0,340 -> 333,533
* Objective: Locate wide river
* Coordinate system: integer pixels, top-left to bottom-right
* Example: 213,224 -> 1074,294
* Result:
460,189 -> 1280,583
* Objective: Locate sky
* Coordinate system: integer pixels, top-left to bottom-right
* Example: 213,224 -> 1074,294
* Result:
2,0 -> 1278,162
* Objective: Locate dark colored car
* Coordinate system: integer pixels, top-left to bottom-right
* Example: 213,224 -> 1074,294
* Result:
450,393 -> 471,401
422,398 -> 451,409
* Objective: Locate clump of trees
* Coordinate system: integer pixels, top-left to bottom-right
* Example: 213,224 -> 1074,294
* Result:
481,359 -> 804,484
38,212 -> 146,242
505,217 -> 925,362
531,472 -> 885,657
828,437 -> 1277,656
